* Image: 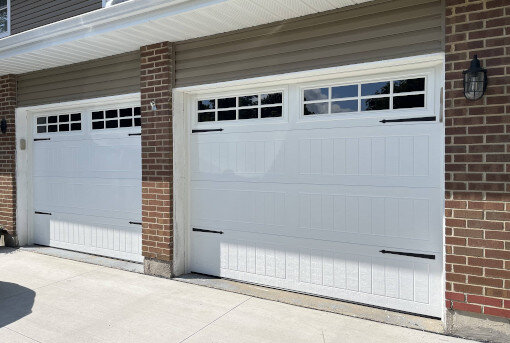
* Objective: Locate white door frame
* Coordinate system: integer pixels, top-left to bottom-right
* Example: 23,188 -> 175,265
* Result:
15,93 -> 141,247
173,52 -> 446,318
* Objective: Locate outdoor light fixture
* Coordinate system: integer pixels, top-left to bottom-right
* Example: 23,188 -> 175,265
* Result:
150,100 -> 157,111
0,119 -> 6,134
463,55 -> 487,101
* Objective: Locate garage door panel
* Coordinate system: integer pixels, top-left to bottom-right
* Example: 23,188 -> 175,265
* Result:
191,128 -> 441,188
34,177 -> 141,220
191,182 -> 441,252
191,231 -> 442,317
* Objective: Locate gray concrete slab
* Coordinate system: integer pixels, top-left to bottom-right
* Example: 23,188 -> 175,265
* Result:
0,248 -> 478,343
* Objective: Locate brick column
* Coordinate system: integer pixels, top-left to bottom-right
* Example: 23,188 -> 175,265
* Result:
445,0 -> 510,322
140,42 -> 175,277
0,75 -> 17,246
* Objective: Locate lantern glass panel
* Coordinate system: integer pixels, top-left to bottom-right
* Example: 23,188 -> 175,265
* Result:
464,72 -> 485,100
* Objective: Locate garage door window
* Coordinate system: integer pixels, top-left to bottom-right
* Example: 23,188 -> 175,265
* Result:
92,107 -> 141,130
36,113 -> 82,133
303,77 -> 426,116
197,92 -> 283,123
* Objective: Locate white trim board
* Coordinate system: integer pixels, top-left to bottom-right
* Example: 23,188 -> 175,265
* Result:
15,93 -> 141,246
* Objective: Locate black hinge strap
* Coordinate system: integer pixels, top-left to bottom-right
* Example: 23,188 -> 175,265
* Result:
380,116 -> 436,124
34,138 -> 51,141
380,250 -> 435,260
35,211 -> 52,215
128,133 -> 141,136
129,221 -> 142,226
193,228 -> 224,234
192,129 -> 224,133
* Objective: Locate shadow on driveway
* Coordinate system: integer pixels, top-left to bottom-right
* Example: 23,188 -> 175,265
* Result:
0,249 -> 36,328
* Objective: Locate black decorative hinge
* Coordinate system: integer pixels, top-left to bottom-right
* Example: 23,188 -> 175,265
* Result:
380,116 -> 436,124
192,228 -> 224,234
34,138 -> 51,141
128,133 -> 141,136
380,250 -> 435,260
192,129 -> 224,133
129,221 -> 142,226
35,211 -> 52,216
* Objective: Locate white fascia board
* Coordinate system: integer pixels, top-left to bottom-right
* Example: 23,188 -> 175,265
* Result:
0,0 -> 224,60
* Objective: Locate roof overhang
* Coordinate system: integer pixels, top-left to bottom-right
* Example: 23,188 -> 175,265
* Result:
0,0 -> 375,75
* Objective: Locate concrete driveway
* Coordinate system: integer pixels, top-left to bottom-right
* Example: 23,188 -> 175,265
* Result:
0,248 -> 476,343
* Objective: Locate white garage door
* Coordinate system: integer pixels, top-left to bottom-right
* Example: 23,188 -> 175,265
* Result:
32,103 -> 143,262
189,67 -> 444,317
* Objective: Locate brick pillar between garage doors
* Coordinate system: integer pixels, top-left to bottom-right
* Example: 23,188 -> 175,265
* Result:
444,0 -> 510,326
140,42 -> 175,277
0,75 -> 17,247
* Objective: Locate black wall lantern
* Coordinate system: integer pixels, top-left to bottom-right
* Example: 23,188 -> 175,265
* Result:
463,55 -> 487,101
0,118 -> 6,134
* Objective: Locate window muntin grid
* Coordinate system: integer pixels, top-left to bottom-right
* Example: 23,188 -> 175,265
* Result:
36,113 -> 82,134
92,107 -> 141,130
197,92 -> 283,123
303,77 -> 426,116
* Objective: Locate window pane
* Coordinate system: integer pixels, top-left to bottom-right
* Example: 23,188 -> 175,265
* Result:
134,118 -> 141,126
332,85 -> 358,99
361,97 -> 390,111
106,120 -> 118,128
93,121 -> 104,130
394,78 -> 425,93
261,93 -> 282,105
0,9 -> 7,33
198,100 -> 215,110
393,94 -> 425,109
59,124 -> 69,132
92,111 -> 104,120
120,108 -> 132,117
37,117 -> 46,125
0,1 -> 6,7
218,110 -> 236,121
218,97 -> 236,109
361,81 -> 390,96
48,125 -> 58,132
304,102 -> 328,115
71,123 -> 81,131
134,107 -> 141,116
304,88 -> 328,101
120,118 -> 133,127
331,100 -> 358,113
48,116 -> 58,124
71,113 -> 81,121
106,110 -> 118,118
239,108 -> 258,120
261,106 -> 282,118
59,114 -> 69,123
239,95 -> 258,107
198,112 -> 215,122
37,126 -> 47,133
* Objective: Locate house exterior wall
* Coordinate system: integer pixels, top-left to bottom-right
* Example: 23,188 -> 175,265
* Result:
444,0 -> 510,321
140,42 -> 175,278
174,0 -> 444,87
17,51 -> 140,107
0,75 -> 17,246
10,0 -> 102,35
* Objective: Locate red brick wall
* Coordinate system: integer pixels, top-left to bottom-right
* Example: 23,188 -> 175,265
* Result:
140,42 -> 175,264
0,75 -> 17,244
445,0 -> 510,319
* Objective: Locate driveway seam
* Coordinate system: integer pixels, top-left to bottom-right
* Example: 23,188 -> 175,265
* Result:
5,327 -> 43,343
179,296 -> 253,343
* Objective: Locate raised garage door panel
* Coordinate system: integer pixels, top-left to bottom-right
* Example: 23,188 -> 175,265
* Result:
175,0 -> 443,87
32,104 -> 143,262
189,69 -> 444,317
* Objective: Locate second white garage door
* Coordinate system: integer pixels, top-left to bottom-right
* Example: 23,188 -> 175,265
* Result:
189,66 -> 444,317
32,101 -> 143,262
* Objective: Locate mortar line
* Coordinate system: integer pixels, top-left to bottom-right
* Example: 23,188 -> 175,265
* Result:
179,296 -> 253,343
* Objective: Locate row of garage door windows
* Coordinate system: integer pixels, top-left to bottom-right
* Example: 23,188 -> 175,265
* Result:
35,107 -> 141,133
197,77 -> 426,123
